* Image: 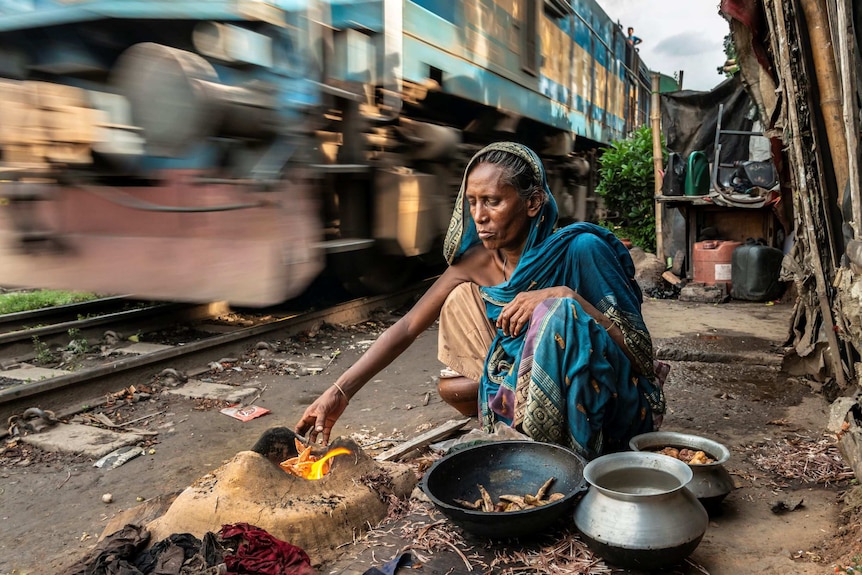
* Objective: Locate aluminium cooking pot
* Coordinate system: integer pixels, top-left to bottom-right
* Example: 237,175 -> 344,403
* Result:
421,440 -> 587,538
574,451 -> 709,570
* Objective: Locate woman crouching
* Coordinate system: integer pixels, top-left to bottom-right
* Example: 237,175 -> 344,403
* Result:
295,142 -> 665,459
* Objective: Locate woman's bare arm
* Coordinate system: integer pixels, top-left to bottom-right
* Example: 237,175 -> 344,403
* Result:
294,262 -> 476,444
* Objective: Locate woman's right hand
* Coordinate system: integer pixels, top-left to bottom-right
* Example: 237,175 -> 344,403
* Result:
294,386 -> 349,445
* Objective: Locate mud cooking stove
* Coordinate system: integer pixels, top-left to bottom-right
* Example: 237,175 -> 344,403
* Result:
145,438 -> 416,565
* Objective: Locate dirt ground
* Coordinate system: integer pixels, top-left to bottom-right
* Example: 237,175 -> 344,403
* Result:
0,297 -> 860,574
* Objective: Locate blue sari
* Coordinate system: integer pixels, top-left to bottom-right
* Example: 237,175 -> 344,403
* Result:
443,142 -> 665,459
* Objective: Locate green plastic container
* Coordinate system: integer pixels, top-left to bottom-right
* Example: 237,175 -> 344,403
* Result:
685,151 -> 710,196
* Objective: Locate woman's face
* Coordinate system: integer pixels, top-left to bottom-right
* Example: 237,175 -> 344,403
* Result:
465,162 -> 539,252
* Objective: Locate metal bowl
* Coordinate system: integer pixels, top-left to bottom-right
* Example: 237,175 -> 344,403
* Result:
421,440 -> 587,538
629,431 -> 734,514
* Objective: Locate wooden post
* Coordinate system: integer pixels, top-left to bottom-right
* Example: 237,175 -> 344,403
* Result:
835,0 -> 861,238
650,72 -> 664,261
800,0 -> 849,206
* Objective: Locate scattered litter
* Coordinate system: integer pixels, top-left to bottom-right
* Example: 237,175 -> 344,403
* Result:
57,470 -> 72,489
242,384 -> 267,408
7,407 -> 58,436
771,499 -> 804,514
103,385 -> 152,405
220,404 -> 270,422
158,368 -> 188,385
326,349 -> 341,367
102,331 -> 122,346
89,412 -> 118,427
94,446 -> 146,469
101,493 -> 113,504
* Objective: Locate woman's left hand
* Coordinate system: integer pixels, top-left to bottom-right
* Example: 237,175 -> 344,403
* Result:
497,286 -> 575,337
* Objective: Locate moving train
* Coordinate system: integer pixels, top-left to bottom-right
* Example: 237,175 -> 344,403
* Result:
0,0 -> 651,306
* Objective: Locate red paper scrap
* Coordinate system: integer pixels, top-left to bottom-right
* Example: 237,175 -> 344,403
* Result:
220,405 -> 270,422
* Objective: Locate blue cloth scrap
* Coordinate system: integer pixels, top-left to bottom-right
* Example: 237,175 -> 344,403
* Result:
361,551 -> 416,575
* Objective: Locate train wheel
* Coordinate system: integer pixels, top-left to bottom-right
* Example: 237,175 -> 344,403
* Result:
332,248 -> 417,296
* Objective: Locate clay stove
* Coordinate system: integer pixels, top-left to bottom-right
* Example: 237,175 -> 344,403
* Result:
144,437 -> 416,565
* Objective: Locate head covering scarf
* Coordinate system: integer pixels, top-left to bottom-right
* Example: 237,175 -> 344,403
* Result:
443,141 -> 558,266
444,142 -> 665,458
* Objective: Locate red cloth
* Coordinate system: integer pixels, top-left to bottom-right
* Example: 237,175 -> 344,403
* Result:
219,523 -> 315,575
720,0 -> 773,73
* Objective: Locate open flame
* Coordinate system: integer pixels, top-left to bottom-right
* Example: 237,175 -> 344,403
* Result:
306,447 -> 351,479
280,439 -> 351,480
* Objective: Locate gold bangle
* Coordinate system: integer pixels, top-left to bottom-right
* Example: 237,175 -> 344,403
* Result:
604,322 -> 615,332
332,382 -> 350,403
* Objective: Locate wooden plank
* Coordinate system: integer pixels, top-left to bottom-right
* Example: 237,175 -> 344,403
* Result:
836,0 -> 862,239
662,270 -> 683,287
374,418 -> 471,462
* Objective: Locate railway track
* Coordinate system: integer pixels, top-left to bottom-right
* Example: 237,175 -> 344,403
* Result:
0,297 -> 213,362
0,281 -> 431,424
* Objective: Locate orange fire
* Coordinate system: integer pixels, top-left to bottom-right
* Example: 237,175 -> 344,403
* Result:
280,439 -> 351,480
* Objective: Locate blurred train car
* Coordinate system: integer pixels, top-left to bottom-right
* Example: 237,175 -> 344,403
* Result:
0,0 -> 651,306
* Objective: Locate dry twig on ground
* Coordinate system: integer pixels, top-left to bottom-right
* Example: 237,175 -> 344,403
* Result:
746,434 -> 854,484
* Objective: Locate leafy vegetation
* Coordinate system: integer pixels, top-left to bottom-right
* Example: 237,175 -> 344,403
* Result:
66,327 -> 90,355
595,125 -> 664,253
0,290 -> 99,315
717,33 -> 740,78
31,336 -> 55,364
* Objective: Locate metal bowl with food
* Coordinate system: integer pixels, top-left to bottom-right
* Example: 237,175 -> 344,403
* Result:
421,440 -> 587,538
629,430 -> 734,513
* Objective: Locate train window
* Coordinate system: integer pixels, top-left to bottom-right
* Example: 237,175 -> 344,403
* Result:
544,0 -> 572,18
429,66 -> 443,88
521,0 -> 539,76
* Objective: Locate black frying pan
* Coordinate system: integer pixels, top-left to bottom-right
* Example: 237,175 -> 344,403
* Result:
421,440 -> 587,538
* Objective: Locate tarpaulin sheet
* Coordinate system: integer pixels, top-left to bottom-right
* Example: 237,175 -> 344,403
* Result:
660,74 -> 755,165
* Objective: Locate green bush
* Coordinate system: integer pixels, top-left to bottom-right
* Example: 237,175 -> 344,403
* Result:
595,125 -> 665,253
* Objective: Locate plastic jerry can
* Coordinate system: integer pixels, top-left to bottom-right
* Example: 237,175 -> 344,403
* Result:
685,151 -> 710,196
693,240 -> 742,289
730,239 -> 786,301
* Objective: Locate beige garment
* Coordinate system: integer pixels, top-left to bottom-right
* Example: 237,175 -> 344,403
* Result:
437,282 -> 495,382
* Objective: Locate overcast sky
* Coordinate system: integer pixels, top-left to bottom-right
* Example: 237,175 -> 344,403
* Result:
599,0 -> 731,92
